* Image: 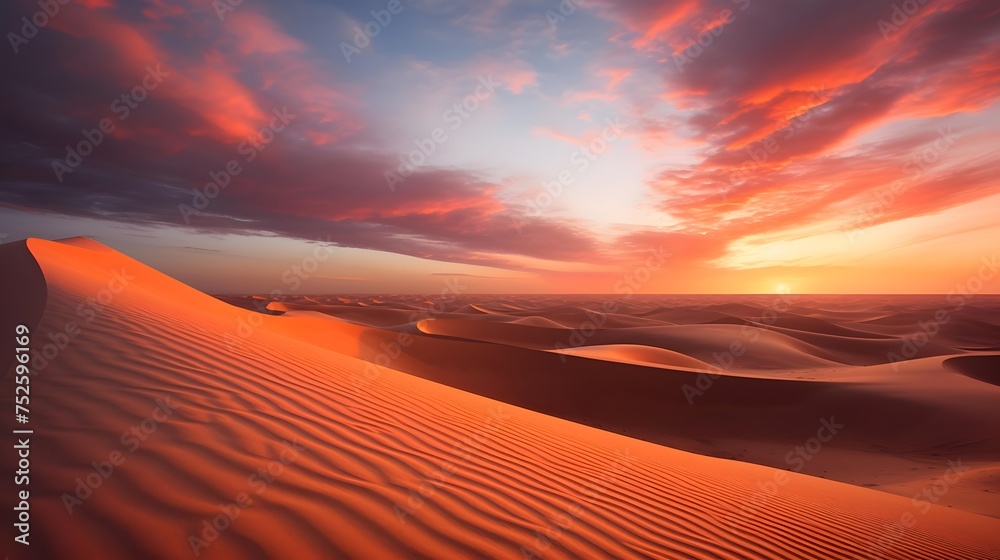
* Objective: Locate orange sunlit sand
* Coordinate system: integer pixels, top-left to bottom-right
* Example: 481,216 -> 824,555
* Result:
3,237 -> 999,559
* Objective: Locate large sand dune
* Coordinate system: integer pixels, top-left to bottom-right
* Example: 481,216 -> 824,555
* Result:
3,238 -> 1000,559
259,294 -> 1000,520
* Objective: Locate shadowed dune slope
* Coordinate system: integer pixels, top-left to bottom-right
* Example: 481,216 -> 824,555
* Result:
944,355 -> 1000,387
0,239 -> 47,376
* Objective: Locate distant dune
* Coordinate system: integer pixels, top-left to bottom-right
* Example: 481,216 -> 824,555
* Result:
3,237 -> 1000,559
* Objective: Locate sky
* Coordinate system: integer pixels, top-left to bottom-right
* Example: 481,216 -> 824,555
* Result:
1,0 -> 998,294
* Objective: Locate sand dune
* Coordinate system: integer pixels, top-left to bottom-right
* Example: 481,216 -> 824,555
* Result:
944,355 -> 1000,387
3,238 -> 1000,559
244,292 -> 1000,519
550,344 -> 714,370
0,240 -> 47,379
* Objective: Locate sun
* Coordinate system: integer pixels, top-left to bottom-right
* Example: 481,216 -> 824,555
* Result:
775,283 -> 792,294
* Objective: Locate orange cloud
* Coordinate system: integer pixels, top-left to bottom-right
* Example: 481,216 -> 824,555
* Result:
597,0 -> 1000,270
46,1 -> 358,144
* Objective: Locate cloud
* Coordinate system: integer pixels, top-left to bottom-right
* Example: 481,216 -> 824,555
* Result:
531,126 -> 584,146
596,0 -> 1000,262
428,273 -> 528,279
0,0 -> 598,272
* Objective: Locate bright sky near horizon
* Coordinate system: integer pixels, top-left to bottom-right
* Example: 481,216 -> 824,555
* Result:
1,0 -> 998,294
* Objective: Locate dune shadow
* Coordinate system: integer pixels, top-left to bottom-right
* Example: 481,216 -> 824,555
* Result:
943,355 -> 1000,387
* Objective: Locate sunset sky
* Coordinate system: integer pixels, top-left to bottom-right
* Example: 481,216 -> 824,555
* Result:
1,0 -> 998,294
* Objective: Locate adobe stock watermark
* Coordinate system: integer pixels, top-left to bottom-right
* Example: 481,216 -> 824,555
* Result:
887,254 -> 997,370
394,407 -> 509,523
224,237 -> 336,351
178,106 -> 296,224
7,0 -> 71,54
682,289 -> 796,404
349,277 -> 467,393
384,75 -> 501,192
859,458 -> 969,559
673,0 -> 751,72
61,396 -> 179,514
877,0 -> 931,40
720,85 -> 826,201
553,247 -> 669,358
340,0 -> 410,63
212,0 -> 245,21
843,126 -> 958,244
724,417 -> 844,529
544,0 -> 585,30
511,117 -> 625,233
188,440 -> 305,556
51,63 -> 170,183
30,267 -> 134,373
521,448 -> 635,559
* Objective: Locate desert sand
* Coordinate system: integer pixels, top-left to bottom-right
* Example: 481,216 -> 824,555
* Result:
3,237 -> 1000,559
